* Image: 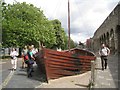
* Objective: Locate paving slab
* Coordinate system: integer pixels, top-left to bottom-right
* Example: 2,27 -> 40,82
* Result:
36,71 -> 91,88
94,55 -> 119,88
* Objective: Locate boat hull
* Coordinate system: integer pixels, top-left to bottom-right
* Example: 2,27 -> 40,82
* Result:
35,48 -> 96,82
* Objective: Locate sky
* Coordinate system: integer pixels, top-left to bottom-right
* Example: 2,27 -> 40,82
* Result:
4,0 -> 120,43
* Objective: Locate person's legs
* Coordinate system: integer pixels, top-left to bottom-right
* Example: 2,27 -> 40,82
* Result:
22,58 -> 25,68
101,56 -> 104,70
11,59 -> 14,70
29,64 -> 33,76
14,59 -> 17,70
27,64 -> 30,76
25,63 -> 27,68
104,59 -> 108,69
27,64 -> 32,77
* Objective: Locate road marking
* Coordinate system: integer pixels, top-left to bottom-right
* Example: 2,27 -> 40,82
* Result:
0,71 -> 15,88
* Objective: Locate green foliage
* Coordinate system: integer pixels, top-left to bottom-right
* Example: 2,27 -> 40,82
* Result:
50,19 -> 75,50
50,19 -> 63,49
2,2 -> 56,48
2,2 -> 75,50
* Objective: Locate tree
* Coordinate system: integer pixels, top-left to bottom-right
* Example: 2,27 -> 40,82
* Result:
2,2 -> 56,48
50,19 -> 70,50
2,2 -> 76,50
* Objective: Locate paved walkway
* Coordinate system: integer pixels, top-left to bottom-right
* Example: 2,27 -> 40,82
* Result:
1,58 -> 45,89
94,55 -> 119,88
1,55 -> 119,89
37,71 -> 91,88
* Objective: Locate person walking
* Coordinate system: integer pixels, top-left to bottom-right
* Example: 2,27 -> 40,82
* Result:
31,45 -> 38,55
99,44 -> 110,70
26,46 -> 35,77
22,46 -> 28,68
10,48 -> 19,71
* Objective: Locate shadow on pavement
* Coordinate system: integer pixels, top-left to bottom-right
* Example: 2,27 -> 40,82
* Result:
107,55 -> 119,88
75,84 -> 88,88
8,69 -> 13,71
30,66 -> 47,82
95,67 -> 102,71
16,65 -> 47,83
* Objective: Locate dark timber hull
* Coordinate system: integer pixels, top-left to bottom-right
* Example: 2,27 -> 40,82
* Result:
35,48 -> 96,83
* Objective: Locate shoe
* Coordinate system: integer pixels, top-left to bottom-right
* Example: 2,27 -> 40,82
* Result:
27,74 -> 32,78
27,74 -> 30,78
102,68 -> 104,71
27,75 -> 30,78
11,68 -> 14,71
30,73 -> 33,77
32,70 -> 34,72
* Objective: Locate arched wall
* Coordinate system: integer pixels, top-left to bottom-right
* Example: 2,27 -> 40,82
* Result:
92,4 -> 120,53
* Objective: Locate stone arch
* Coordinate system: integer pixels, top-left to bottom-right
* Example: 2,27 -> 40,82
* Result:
116,25 -> 120,53
99,37 -> 102,44
103,33 -> 106,45
109,29 -> 115,53
106,32 -> 109,47
101,35 -> 104,44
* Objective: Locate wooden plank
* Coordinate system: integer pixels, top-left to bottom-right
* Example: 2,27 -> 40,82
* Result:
44,48 -> 95,59
36,48 -> 96,82
46,64 -> 81,70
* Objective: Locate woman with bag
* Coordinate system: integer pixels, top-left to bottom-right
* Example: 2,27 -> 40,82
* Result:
21,46 -> 28,68
26,46 -> 35,77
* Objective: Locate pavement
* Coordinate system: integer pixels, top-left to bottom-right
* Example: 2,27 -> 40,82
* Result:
1,58 -> 46,89
1,58 -> 92,89
0,54 -> 119,89
36,71 -> 91,88
94,55 -> 119,88
36,55 -> 119,89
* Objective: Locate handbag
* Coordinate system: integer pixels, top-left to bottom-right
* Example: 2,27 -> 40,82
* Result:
24,55 -> 29,60
28,59 -> 34,64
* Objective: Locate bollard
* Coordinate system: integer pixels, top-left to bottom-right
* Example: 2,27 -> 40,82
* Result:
90,60 -> 95,89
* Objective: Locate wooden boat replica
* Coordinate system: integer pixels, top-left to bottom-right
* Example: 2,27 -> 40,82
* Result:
35,0 -> 96,83
35,47 -> 96,83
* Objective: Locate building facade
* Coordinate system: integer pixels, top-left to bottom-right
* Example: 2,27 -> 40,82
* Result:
92,3 -> 120,54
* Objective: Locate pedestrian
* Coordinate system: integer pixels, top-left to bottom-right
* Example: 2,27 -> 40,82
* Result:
10,48 -> 19,71
31,45 -> 38,55
31,45 -> 38,61
21,45 -> 28,68
99,44 -> 110,70
26,46 -> 35,77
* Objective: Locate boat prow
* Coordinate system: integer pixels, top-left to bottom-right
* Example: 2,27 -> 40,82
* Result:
35,48 -> 96,83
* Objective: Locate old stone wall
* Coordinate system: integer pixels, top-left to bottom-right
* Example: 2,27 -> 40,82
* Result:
92,4 -> 120,54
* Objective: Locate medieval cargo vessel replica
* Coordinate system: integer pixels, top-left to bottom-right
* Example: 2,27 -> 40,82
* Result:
35,0 -> 96,83
35,48 -> 96,82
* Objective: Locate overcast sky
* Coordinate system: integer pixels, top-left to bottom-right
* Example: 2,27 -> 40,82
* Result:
5,0 -> 120,43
